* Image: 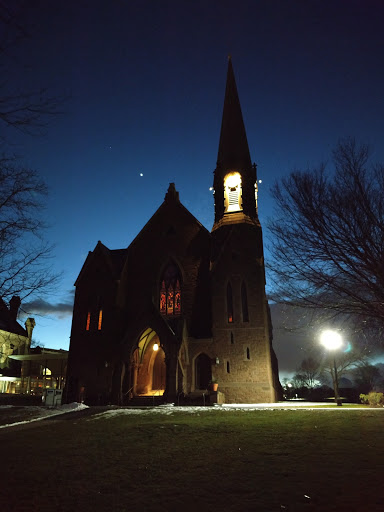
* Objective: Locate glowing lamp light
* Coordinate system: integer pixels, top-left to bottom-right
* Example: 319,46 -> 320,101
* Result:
153,343 -> 159,351
320,330 -> 343,350
225,173 -> 241,188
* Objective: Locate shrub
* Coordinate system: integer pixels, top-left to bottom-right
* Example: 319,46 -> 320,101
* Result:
360,392 -> 384,407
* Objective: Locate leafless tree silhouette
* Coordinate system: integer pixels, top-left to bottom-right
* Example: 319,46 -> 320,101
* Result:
0,157 -> 58,302
268,138 -> 384,332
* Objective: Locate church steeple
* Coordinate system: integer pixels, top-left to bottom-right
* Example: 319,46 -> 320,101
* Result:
217,56 -> 252,171
213,57 -> 258,228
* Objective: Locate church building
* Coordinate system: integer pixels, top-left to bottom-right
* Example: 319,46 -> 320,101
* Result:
65,59 -> 281,405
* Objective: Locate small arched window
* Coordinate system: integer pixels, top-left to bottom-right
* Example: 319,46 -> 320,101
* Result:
227,282 -> 234,323
85,312 -> 91,331
241,281 -> 249,322
98,309 -> 103,330
159,262 -> 182,316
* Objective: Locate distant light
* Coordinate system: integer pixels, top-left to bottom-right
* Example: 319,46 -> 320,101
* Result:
209,187 -> 214,191
258,179 -> 262,183
140,173 -> 143,177
153,343 -> 159,351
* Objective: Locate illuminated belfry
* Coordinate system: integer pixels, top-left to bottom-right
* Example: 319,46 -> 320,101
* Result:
212,56 -> 259,230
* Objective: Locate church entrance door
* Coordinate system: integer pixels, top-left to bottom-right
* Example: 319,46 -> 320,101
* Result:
195,353 -> 212,390
133,328 -> 166,396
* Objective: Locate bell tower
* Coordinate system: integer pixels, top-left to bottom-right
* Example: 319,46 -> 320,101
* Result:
213,56 -> 259,229
210,58 -> 280,403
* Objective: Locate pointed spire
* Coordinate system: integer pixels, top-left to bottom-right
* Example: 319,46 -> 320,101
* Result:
217,56 -> 252,170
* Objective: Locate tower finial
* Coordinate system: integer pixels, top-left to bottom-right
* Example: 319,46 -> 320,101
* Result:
164,182 -> 179,202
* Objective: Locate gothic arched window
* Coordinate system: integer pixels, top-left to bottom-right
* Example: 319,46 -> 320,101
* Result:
159,263 -> 182,316
227,282 -> 234,323
241,281 -> 249,322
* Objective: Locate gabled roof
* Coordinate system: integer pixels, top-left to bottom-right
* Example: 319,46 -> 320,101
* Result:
127,183 -> 210,252
74,241 -> 128,286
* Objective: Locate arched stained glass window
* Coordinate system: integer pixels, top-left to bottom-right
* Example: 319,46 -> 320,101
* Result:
159,263 -> 182,316
241,281 -> 249,322
227,282 -> 234,323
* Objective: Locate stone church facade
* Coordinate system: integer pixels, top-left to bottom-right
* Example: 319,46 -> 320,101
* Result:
65,59 -> 281,405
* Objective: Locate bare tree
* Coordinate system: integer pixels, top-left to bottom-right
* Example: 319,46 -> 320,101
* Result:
293,357 -> 321,389
351,363 -> 383,394
0,4 -> 63,305
268,138 -> 384,332
0,157 -> 57,302
319,348 -> 368,392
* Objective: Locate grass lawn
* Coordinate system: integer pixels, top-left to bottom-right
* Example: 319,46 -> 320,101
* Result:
1,408 -> 383,511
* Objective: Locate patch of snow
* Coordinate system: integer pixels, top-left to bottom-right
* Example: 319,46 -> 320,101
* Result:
0,402 -> 88,430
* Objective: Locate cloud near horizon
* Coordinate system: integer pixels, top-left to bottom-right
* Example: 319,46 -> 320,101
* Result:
20,297 -> 74,319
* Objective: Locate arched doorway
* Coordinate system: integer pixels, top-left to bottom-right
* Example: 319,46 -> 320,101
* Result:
195,353 -> 212,390
133,328 -> 166,396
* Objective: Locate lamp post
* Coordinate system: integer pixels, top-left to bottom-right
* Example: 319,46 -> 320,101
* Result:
320,330 -> 343,406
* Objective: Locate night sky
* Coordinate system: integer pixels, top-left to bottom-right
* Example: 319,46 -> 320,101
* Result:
5,1 -> 384,374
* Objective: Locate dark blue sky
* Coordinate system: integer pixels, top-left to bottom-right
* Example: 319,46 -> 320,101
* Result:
5,0 -> 384,372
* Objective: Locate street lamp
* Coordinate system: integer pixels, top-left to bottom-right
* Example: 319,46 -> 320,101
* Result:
320,330 -> 343,406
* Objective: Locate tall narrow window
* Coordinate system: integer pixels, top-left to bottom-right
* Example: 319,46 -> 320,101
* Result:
246,347 -> 250,360
160,281 -> 167,314
241,281 -> 249,322
174,280 -> 181,314
227,282 -> 234,323
226,361 -> 230,373
167,289 -> 174,315
86,312 -> 91,331
98,309 -> 103,330
159,263 -> 182,316
230,332 -> 234,344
